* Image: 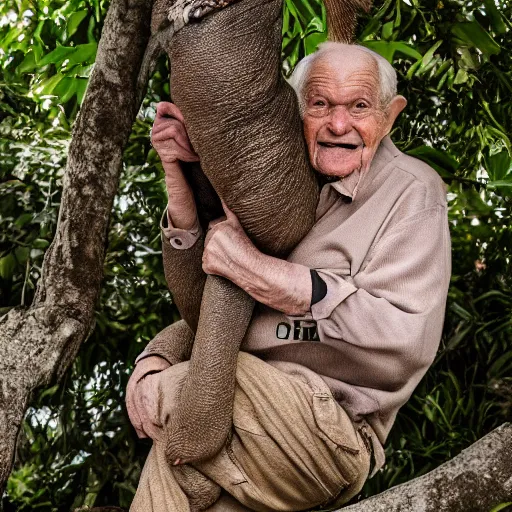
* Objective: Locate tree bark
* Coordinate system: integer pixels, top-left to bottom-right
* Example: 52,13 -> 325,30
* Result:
73,424 -> 512,511
0,0 -> 152,495
342,423 -> 512,512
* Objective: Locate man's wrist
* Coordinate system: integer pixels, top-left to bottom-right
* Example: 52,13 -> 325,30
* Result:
162,208 -> 202,249
234,250 -> 312,316
162,161 -> 198,232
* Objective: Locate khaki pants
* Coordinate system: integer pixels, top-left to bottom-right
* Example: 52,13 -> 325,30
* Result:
131,352 -> 371,512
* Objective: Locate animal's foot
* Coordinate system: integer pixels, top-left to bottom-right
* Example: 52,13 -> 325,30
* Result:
173,464 -> 221,511
168,0 -> 236,30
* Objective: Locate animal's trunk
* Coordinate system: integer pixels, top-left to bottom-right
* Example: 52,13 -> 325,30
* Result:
324,0 -> 371,43
164,0 -> 319,463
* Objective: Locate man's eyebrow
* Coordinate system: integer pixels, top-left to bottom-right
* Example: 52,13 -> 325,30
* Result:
305,84 -> 328,94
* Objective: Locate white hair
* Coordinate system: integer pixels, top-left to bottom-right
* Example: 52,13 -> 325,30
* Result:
287,42 -> 398,116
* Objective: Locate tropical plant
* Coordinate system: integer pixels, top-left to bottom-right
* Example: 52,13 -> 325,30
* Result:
0,0 -> 511,509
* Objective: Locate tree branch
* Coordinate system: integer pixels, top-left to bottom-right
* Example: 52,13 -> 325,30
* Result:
343,423 -> 512,512
0,0 -> 153,494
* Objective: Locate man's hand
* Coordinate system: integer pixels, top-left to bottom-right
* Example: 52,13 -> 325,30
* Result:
202,202 -> 258,279
151,102 -> 199,165
151,102 -> 199,231
203,203 -> 312,316
126,356 -> 170,440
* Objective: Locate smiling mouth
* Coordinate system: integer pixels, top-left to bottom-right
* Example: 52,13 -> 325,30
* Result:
318,142 -> 360,150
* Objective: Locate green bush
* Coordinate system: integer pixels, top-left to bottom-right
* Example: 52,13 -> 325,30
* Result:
1,0 -> 511,508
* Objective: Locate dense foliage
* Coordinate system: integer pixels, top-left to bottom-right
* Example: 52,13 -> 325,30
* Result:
1,0 -> 511,509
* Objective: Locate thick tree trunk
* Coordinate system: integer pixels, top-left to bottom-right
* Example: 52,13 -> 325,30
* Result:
343,423 -> 512,512
0,0 -> 152,495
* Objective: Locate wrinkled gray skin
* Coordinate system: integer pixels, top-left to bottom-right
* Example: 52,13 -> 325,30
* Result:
144,0 -> 371,509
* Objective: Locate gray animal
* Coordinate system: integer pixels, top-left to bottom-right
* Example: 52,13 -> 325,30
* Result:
136,0 -> 371,508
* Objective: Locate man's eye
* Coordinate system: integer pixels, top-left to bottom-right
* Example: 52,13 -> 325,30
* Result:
356,102 -> 368,109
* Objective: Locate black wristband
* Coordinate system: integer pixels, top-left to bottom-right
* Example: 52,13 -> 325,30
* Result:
310,269 -> 327,306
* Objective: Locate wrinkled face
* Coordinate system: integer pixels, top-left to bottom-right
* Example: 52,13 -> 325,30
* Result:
303,52 -> 391,178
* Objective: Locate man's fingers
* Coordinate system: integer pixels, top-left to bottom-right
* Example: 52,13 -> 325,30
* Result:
126,383 -> 148,438
208,216 -> 227,229
133,382 -> 153,438
204,216 -> 226,249
156,102 -> 186,123
221,200 -> 239,224
152,122 -> 198,159
152,123 -> 190,150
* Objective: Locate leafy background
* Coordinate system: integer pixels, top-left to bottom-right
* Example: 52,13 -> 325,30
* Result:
1,0 -> 511,509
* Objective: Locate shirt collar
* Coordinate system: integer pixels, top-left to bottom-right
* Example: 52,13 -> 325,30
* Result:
329,136 -> 401,202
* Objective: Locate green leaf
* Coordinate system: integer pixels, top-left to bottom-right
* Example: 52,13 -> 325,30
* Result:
33,239 -> 50,250
38,46 -> 77,67
0,253 -> 17,280
53,78 -> 77,103
482,0 -> 507,35
75,78 -> 89,104
67,43 -> 97,65
17,51 -> 37,74
489,351 -> 512,378
358,18 -> 381,40
36,73 -> 65,96
382,21 -> 394,40
454,68 -> 469,85
446,325 -> 472,351
484,150 -> 512,181
303,32 -> 326,55
15,213 -> 33,228
487,179 -> 512,191
458,47 -> 478,70
406,146 -> 459,177
419,40 -> 443,73
451,20 -> 501,56
67,10 -> 89,39
14,246 -> 30,264
39,384 -> 60,400
362,41 -> 421,63
489,503 -> 512,512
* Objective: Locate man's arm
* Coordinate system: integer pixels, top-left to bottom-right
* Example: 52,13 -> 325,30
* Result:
150,102 -> 210,331
203,202 -> 451,383
309,205 -> 451,382
202,203 -> 313,316
151,102 -> 200,231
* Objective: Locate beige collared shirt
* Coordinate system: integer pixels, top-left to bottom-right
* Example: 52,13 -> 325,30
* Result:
144,136 -> 451,472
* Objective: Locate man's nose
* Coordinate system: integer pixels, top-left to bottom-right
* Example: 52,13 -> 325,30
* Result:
327,106 -> 351,135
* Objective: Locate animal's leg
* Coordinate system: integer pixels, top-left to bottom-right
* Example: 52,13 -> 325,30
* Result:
168,0 -> 239,30
135,322 -> 222,510
163,0 -> 318,465
167,278 -> 255,463
173,465 -> 221,511
161,162 -> 223,333
131,442 -> 220,511
138,319 -> 194,364
150,0 -> 372,473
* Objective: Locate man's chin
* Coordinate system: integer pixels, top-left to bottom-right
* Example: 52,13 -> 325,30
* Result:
314,149 -> 362,178
315,160 -> 361,178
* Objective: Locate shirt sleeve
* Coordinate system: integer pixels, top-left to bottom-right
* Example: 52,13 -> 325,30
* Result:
309,205 -> 451,381
161,208 -> 202,250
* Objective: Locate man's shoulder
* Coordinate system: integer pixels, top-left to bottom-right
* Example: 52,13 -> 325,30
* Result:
388,147 -> 448,209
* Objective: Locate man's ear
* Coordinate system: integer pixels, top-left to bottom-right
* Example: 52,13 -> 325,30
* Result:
384,95 -> 407,133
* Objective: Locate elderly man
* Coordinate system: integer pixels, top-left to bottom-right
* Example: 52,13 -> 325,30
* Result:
127,42 -> 451,511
